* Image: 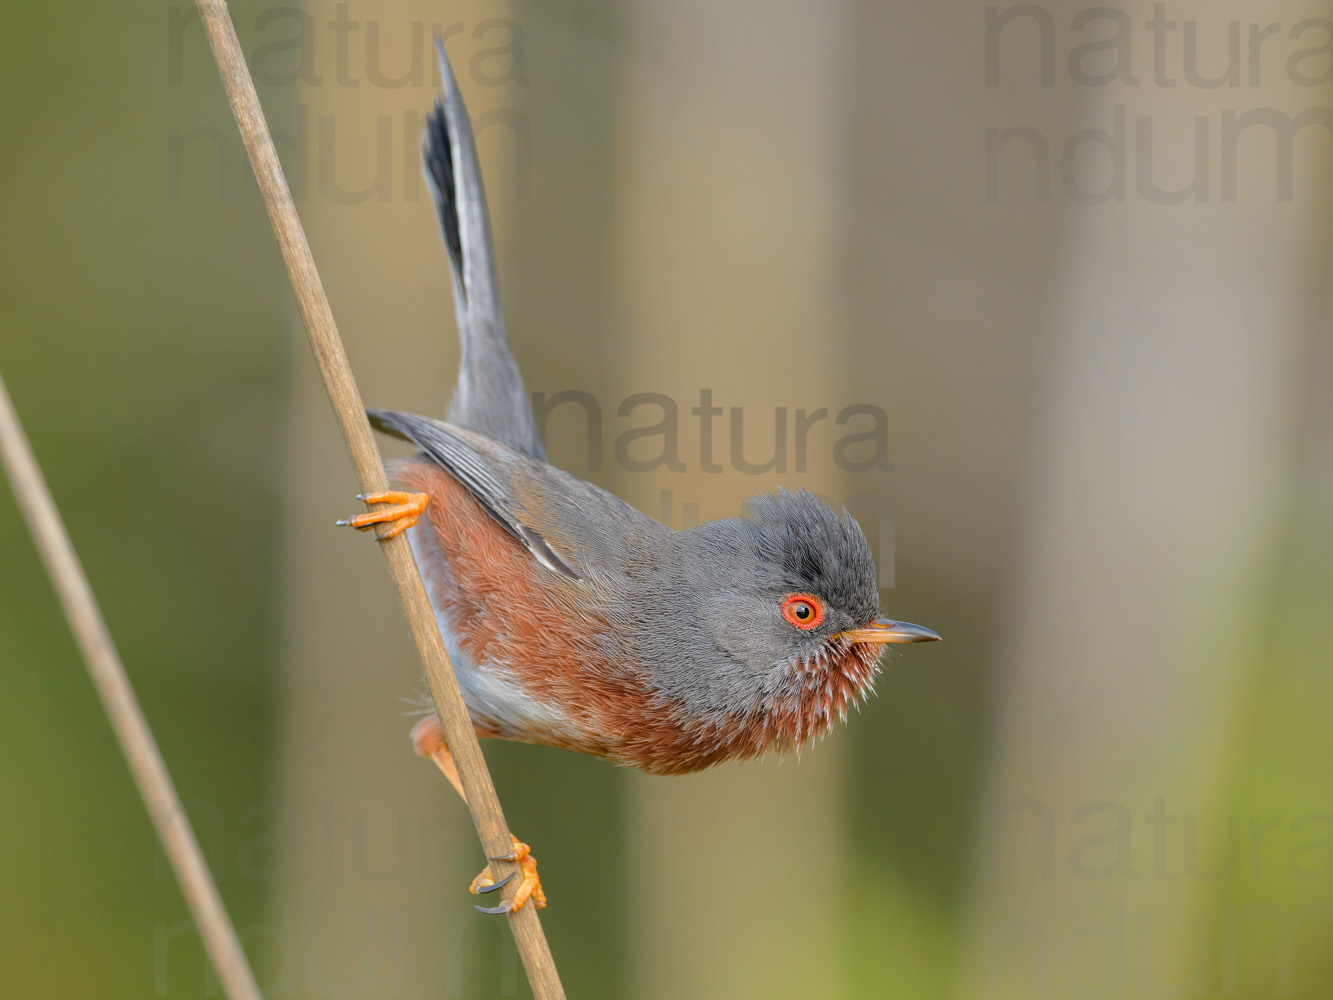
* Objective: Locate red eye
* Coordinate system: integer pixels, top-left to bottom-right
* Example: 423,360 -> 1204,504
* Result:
781,593 -> 824,630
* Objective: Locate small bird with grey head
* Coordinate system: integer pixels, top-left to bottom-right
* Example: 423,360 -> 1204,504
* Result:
338,39 -> 939,913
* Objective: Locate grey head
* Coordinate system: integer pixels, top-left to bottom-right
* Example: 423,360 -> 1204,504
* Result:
626,488 -> 938,733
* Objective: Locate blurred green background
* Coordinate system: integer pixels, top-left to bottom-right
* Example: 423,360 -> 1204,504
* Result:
2,1 -> 1332,998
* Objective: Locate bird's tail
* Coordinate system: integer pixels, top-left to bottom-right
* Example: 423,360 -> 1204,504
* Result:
423,39 -> 544,461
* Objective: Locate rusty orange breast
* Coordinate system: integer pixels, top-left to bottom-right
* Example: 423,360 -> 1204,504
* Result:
394,459 -> 656,756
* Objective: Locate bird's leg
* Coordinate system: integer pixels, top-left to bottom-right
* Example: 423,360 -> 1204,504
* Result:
336,490 -> 429,541
410,716 -> 546,913
410,715 -> 468,801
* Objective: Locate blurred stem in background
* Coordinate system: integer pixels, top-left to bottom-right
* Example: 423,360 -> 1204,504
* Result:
0,3 -> 286,997
612,4 -> 846,997
833,2 -> 1075,994
271,2 -> 484,996
955,2 -> 1333,997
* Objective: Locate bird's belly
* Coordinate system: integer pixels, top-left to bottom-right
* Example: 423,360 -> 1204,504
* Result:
395,459 -> 718,768
404,510 -> 581,746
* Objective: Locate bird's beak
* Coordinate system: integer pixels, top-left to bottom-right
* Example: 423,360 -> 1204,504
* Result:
839,616 -> 941,644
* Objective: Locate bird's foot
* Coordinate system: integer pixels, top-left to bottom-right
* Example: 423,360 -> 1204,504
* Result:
471,836 -> 546,914
336,490 -> 428,541
410,716 -> 547,914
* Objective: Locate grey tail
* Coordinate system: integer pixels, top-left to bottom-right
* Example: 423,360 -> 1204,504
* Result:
423,38 -> 545,462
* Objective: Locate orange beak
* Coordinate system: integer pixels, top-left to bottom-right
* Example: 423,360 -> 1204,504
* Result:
839,616 -> 941,644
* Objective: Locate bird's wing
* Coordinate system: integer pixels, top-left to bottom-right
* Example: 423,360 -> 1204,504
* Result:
370,409 -> 582,580
424,39 -> 545,461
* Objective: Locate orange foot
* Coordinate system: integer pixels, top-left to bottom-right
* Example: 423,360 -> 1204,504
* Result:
410,716 -> 547,914
336,490 -> 428,541
471,835 -> 547,914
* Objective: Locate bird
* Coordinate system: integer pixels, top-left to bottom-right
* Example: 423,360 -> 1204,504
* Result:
339,41 -> 940,914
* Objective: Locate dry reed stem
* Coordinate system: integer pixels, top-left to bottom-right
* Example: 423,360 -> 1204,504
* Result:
0,372 -> 263,1000
191,1 -> 565,996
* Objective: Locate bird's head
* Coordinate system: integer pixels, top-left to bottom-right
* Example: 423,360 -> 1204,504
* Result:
738,487 -> 938,672
644,489 -> 939,756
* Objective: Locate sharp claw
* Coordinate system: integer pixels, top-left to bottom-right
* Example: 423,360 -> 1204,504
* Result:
355,493 -> 367,500
488,854 -> 518,863
473,871 -> 514,894
474,902 -> 512,915
335,519 -> 349,526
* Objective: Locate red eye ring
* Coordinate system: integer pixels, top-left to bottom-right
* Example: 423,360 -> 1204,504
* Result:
781,593 -> 824,630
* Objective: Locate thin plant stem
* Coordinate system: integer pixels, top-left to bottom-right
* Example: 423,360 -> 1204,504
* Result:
190,2 -> 566,996
0,372 -> 263,1000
